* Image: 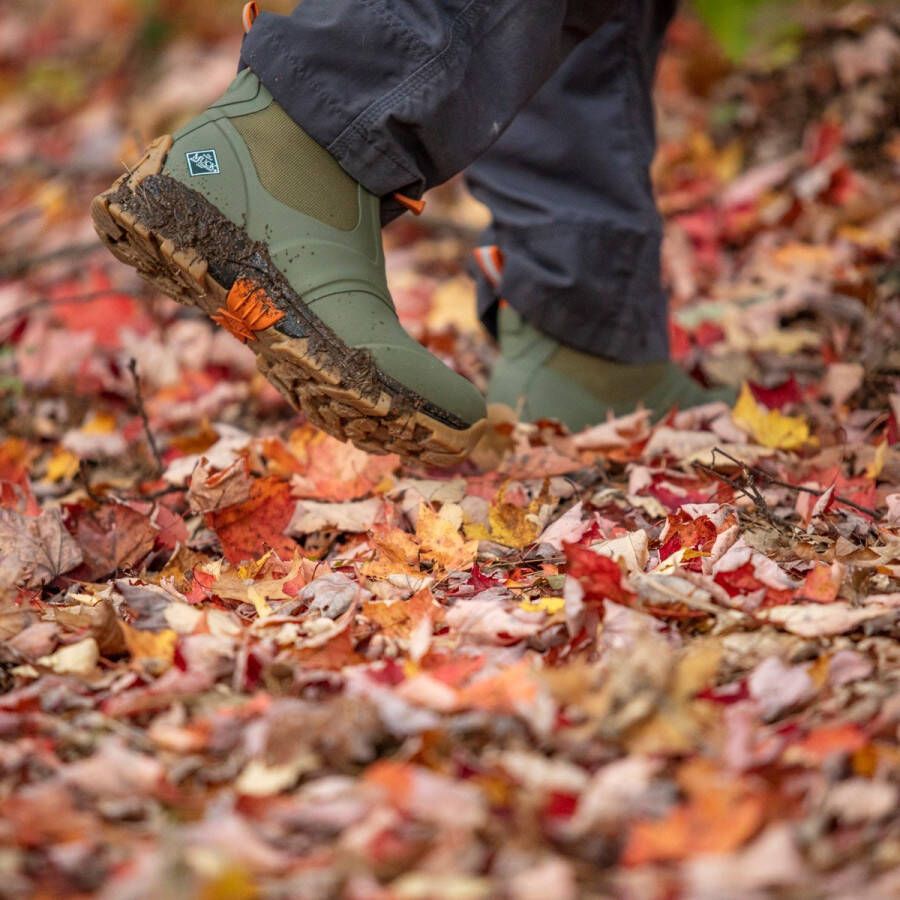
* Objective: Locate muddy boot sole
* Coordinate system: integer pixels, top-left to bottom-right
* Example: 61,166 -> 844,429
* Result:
90,136 -> 485,467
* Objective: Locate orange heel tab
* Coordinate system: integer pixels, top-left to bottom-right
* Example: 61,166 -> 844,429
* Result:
393,193 -> 426,216
242,2 -> 259,34
473,245 -> 505,291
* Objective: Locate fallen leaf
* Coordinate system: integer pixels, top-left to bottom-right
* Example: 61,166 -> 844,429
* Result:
0,507 -> 83,588
68,502 -> 157,580
416,503 -> 478,573
748,656 -> 816,720
466,481 -> 551,549
188,455 -> 253,514
362,588 -> 438,639
821,362 -> 864,408
565,544 -> 636,607
120,621 -> 178,671
287,497 -> 387,535
762,602 -> 894,637
36,637 -> 99,675
207,476 -> 297,563
623,759 -> 766,865
732,383 -> 810,450
289,427 -> 399,501
798,562 -> 844,602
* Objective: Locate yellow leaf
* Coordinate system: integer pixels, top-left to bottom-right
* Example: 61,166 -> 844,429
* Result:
416,504 -> 478,573
713,140 -> 743,183
82,412 -> 117,435
245,586 -> 274,619
732,383 -> 810,450
121,622 -> 177,671
361,525 -> 422,580
44,447 -> 80,483
865,440 -> 887,480
465,481 -> 549,549
425,276 -> 481,334
752,328 -> 821,355
772,241 -> 835,272
237,552 -> 272,580
518,596 -> 565,616
213,555 -> 305,618
200,866 -> 259,900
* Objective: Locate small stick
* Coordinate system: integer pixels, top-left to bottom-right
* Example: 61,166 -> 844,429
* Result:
0,290 -> 124,328
127,358 -> 164,475
693,457 -> 789,531
709,447 -> 879,518
77,460 -> 103,504
0,241 -> 102,279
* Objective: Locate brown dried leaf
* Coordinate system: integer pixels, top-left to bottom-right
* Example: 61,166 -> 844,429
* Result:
0,507 -> 83,588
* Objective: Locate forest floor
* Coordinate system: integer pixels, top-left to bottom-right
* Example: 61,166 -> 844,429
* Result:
1,2 -> 899,898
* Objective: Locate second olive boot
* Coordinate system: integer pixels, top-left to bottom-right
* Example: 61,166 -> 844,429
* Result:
91,70 -> 485,466
488,306 -> 737,431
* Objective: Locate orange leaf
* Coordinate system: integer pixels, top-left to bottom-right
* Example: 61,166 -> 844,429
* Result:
120,621 -> 177,671
206,476 -> 297,564
296,627 -> 365,670
799,562 -> 845,603
623,760 -> 766,865
362,588 -> 441,638
784,723 -> 869,765
211,277 -> 284,342
361,524 -> 422,580
455,660 -> 539,714
364,760 -> 415,807
289,426 -> 400,501
415,504 -> 478,574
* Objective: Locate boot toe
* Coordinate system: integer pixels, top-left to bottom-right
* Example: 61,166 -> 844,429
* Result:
364,342 -> 486,427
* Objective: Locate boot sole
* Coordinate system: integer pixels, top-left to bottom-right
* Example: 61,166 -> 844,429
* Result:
90,135 -> 485,467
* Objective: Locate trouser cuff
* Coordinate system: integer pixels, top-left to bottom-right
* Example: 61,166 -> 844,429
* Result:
475,221 -> 670,364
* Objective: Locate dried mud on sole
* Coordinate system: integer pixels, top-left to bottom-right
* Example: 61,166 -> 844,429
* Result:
90,135 -> 484,467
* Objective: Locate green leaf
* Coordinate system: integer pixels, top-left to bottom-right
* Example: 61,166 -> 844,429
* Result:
692,0 -> 768,61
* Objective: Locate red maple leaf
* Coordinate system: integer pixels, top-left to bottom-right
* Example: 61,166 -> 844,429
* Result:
564,543 -> 635,606
206,476 -> 297,564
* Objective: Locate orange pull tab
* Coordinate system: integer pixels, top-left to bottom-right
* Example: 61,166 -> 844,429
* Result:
473,245 -> 505,291
393,192 -> 426,216
242,2 -> 259,34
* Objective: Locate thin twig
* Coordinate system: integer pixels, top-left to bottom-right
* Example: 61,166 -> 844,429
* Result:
693,457 -> 791,532
0,290 -> 125,328
127,358 -> 164,476
77,460 -> 103,505
114,484 -> 186,503
708,447 -> 879,518
0,241 -> 102,280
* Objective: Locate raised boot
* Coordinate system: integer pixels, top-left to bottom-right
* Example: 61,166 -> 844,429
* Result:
91,69 -> 486,466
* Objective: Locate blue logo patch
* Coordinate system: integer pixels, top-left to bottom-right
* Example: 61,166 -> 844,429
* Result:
186,149 -> 220,176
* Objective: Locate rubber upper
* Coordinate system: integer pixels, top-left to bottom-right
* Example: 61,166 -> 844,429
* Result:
488,305 -> 737,430
160,70 -> 485,427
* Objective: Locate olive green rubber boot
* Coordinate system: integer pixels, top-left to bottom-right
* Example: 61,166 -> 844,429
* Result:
488,306 -> 737,431
91,70 -> 485,466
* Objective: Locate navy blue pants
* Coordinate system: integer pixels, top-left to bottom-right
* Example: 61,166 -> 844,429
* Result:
241,1 -> 675,363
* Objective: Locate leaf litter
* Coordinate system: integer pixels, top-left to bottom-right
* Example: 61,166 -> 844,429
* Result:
0,2 -> 899,898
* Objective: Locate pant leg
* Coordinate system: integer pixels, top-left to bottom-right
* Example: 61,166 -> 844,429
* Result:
240,1 -> 616,214
467,0 -> 676,364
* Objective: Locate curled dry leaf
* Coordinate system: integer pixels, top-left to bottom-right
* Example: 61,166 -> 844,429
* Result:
0,507 -> 83,589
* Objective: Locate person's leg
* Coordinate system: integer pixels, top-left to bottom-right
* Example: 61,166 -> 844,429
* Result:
468,1 -> 736,428
468,0 -> 676,364
240,1 -> 616,221
93,1 -> 617,464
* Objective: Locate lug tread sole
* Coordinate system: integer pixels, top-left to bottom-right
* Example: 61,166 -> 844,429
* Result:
90,136 -> 484,467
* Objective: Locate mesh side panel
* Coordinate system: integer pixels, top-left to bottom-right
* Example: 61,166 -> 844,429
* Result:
231,103 -> 358,231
